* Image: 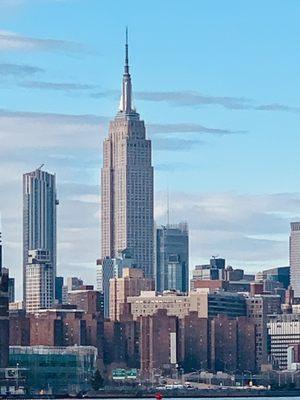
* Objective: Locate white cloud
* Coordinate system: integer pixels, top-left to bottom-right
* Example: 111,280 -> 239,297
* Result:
1,108 -> 299,299
155,191 -> 300,271
0,109 -> 107,151
0,30 -> 87,53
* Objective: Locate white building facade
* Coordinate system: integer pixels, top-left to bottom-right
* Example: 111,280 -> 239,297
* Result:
268,314 -> 300,370
25,249 -> 54,313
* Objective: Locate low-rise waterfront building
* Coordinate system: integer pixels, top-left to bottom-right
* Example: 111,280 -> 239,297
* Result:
9,345 -> 97,395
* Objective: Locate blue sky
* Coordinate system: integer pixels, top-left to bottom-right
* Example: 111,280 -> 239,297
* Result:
1,0 -> 300,297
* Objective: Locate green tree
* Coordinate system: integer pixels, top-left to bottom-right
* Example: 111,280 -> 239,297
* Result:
91,370 -> 104,390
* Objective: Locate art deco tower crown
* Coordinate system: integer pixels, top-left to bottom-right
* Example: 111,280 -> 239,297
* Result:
101,31 -> 154,278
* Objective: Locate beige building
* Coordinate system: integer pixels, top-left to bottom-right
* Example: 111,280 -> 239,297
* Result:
109,267 -> 155,321
101,33 -> 154,278
246,294 -> 281,370
25,249 -> 54,313
127,289 -> 209,320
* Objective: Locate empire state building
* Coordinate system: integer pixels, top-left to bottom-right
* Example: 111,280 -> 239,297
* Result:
101,33 -> 154,278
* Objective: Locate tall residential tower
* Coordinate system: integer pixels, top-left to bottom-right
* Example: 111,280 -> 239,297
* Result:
23,167 -> 58,306
101,32 -> 154,277
290,222 -> 300,297
0,231 -> 9,367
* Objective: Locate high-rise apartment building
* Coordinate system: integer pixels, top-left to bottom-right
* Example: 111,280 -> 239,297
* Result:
101,33 -> 154,278
0,232 -> 9,368
97,249 -> 135,318
156,223 -> 189,293
139,309 -> 178,379
210,315 -> 256,373
246,294 -> 281,370
290,222 -> 300,297
178,312 -> 208,372
109,267 -> 154,321
25,249 -> 54,313
23,168 -> 58,303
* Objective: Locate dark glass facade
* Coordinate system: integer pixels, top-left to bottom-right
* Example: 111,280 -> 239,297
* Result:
156,223 -> 189,293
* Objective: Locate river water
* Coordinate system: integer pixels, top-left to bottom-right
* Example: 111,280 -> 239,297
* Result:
51,397 -> 300,400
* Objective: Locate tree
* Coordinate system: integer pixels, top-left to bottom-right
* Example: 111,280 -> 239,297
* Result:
91,370 -> 104,390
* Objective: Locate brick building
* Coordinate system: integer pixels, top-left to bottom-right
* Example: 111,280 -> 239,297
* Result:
178,311 -> 208,372
210,314 -> 256,373
9,310 -> 30,346
139,309 -> 177,379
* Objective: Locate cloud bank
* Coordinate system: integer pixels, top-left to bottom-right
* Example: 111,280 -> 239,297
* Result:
0,30 -> 87,54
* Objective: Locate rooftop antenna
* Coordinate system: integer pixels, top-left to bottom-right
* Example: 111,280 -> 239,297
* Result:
125,26 -> 129,72
167,187 -> 170,226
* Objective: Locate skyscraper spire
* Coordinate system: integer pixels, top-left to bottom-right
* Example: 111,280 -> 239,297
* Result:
101,29 -> 154,278
125,26 -> 129,74
121,27 -> 132,114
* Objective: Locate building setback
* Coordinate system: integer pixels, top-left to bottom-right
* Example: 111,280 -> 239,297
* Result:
101,33 -> 154,278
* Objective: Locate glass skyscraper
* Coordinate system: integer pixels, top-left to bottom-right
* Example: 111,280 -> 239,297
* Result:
156,223 -> 189,293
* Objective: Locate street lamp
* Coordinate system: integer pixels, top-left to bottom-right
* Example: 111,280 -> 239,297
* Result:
16,363 -> 19,391
243,370 -> 253,387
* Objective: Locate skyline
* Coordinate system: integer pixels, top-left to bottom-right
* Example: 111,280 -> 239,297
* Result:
1,0 -> 300,297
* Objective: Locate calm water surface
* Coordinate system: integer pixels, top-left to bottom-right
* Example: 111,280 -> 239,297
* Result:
52,398 -> 300,400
